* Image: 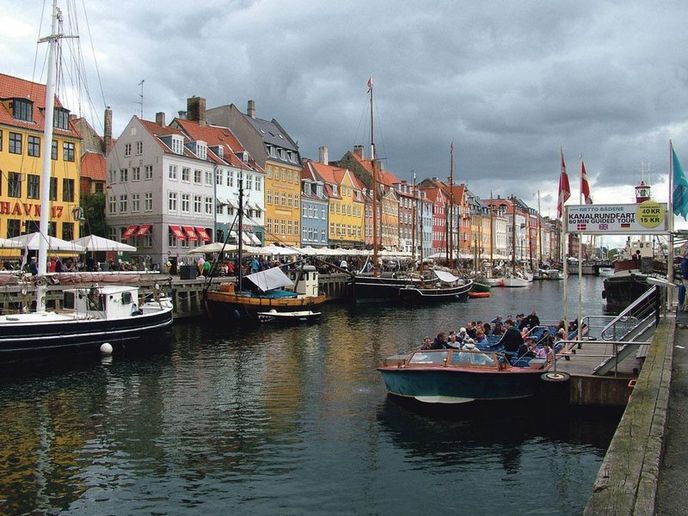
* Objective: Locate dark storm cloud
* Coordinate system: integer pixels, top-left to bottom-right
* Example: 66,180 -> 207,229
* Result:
6,0 -> 688,213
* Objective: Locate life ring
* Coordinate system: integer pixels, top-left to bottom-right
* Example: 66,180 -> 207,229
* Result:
541,371 -> 570,383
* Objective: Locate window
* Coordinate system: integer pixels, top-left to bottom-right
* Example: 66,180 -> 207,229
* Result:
168,231 -> 178,248
282,193 -> 286,206
62,179 -> 74,202
119,195 -> 128,212
144,192 -> 152,211
7,219 -> 21,238
168,165 -> 177,180
228,170 -> 234,187
205,170 -> 213,185
168,192 -> 178,211
120,168 -> 128,182
142,231 -> 152,248
12,99 -> 33,121
216,203 -> 224,215
8,172 -> 21,197
194,169 -> 202,184
0,130 -> 3,151
63,142 -> 75,162
246,175 -> 253,190
54,108 -> 69,130
49,177 -> 57,201
135,141 -> 143,155
132,193 -> 140,212
216,169 -> 223,185
132,166 -> 140,181
255,177 -> 262,191
124,143 -> 132,156
144,165 -> 153,180
171,136 -> 184,154
27,175 -> 39,199
182,167 -> 190,182
51,140 -> 57,160
194,195 -> 202,213
9,132 -> 22,154
181,193 -> 190,213
62,222 -> 74,241
28,136 -> 40,157
108,196 -> 116,214
267,191 -> 272,204
205,196 -> 213,215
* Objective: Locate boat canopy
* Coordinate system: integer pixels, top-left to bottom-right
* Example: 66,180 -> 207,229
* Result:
246,266 -> 295,292
434,270 -> 461,284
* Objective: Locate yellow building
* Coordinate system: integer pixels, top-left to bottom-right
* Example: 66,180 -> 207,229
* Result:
310,161 -> 364,247
264,161 -> 302,246
0,73 -> 80,243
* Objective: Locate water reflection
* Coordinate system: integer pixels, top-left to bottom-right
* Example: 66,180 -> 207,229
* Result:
0,279 -> 618,514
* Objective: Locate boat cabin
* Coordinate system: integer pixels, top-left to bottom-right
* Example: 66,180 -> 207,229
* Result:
287,265 -> 320,297
63,285 -> 141,319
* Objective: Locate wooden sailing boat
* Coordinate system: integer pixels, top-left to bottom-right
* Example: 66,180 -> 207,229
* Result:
0,0 -> 173,361
204,165 -> 326,322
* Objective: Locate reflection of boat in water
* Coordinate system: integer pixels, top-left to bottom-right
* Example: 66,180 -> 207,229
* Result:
378,348 -> 551,404
533,268 -> 563,280
257,309 -> 321,324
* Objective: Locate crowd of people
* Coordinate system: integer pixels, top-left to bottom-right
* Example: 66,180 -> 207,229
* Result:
419,310 -> 582,366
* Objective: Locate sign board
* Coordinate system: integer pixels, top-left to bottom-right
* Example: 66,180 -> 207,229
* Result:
566,202 -> 668,235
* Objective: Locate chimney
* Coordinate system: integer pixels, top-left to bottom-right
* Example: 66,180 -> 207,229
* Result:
187,96 -> 207,126
318,145 -> 329,165
247,99 -> 256,119
103,106 -> 113,155
178,110 -> 187,119
353,144 -> 364,159
155,111 -> 166,126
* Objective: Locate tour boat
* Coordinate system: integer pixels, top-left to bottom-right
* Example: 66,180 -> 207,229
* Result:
0,1 -> 173,362
378,348 -> 550,404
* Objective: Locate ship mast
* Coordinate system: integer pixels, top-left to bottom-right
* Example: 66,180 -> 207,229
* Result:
448,143 -> 454,266
369,79 -> 379,276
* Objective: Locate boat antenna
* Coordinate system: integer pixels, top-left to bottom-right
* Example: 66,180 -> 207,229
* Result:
448,142 -> 454,267
237,164 -> 244,292
369,77 -> 379,276
138,79 -> 144,118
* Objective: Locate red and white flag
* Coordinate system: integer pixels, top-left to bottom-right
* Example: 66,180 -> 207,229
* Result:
557,148 -> 571,219
581,160 -> 592,205
367,77 -> 374,92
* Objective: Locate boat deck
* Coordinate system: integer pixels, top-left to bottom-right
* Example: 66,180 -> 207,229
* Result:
554,339 -> 642,377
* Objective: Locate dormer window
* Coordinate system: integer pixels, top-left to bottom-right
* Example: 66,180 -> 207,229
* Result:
54,107 -> 69,130
216,146 -> 224,158
196,141 -> 207,160
171,135 -> 184,155
332,185 -> 338,195
13,98 -> 33,122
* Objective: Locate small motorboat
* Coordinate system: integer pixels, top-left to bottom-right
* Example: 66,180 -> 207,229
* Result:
378,347 -> 551,404
256,309 -> 321,324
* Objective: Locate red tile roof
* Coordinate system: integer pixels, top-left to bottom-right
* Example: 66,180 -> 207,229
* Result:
173,118 -> 245,152
346,151 -> 400,187
80,151 -> 106,181
0,72 -> 78,138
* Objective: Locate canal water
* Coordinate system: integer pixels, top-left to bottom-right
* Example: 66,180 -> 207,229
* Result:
0,277 -> 619,515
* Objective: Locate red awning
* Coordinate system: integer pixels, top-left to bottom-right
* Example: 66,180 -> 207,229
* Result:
195,226 -> 211,242
169,225 -> 185,239
122,225 -> 138,239
136,224 -> 152,237
183,225 -> 198,241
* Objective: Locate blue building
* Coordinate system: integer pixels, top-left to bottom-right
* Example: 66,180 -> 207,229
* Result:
301,158 -> 329,247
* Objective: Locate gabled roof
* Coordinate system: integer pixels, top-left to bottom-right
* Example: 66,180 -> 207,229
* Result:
244,115 -> 299,152
0,72 -> 78,137
346,151 -> 400,187
309,161 -> 364,191
81,151 -> 106,181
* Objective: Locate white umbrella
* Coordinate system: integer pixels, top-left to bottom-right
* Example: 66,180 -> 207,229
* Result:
0,237 -> 23,249
5,232 -> 85,252
71,234 -> 136,252
189,242 -> 239,254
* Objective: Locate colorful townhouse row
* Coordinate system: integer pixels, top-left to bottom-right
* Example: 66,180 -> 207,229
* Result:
0,72 -> 566,270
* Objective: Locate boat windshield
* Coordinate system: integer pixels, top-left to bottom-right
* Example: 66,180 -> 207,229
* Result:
409,351 -> 448,365
450,351 -> 496,367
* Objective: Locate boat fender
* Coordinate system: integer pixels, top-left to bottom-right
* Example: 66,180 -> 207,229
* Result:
540,371 -> 571,383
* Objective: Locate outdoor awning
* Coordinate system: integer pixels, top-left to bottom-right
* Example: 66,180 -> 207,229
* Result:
195,227 -> 211,242
183,226 -> 198,241
136,224 -> 152,237
250,233 -> 261,245
241,232 -> 253,244
122,225 -> 138,239
169,225 -> 186,239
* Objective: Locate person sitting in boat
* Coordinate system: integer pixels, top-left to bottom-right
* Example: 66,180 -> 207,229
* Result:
474,329 -> 487,345
518,338 -> 536,359
430,332 -> 448,349
539,328 -> 554,347
536,342 -> 554,365
446,332 -> 461,349
482,322 -> 492,336
458,328 -> 474,347
421,336 -> 433,350
524,310 -> 540,329
466,322 -> 477,340
500,319 -> 523,358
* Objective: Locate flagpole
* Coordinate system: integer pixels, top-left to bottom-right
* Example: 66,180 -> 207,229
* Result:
669,140 -> 675,311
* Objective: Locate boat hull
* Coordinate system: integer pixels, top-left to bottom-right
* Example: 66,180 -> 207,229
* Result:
501,277 -> 530,288
257,310 -> 321,324
350,275 -> 421,303
378,367 -> 543,404
0,309 -> 173,360
471,281 -> 492,292
205,290 -> 327,322
602,272 -> 650,311
397,281 -> 472,303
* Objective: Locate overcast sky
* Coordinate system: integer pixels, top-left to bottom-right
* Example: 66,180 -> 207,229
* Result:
4,0 -> 688,224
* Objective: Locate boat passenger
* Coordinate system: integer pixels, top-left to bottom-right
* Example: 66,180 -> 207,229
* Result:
500,319 -> 523,356
482,322 -> 492,336
421,336 -> 433,350
466,322 -> 477,339
524,310 -> 541,329
518,339 -> 536,359
430,332 -> 448,350
474,329 -> 487,345
446,333 -> 461,349
536,343 -> 554,365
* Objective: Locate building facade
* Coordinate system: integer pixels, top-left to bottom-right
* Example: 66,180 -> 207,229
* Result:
0,73 -> 81,243
301,159 -> 329,248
